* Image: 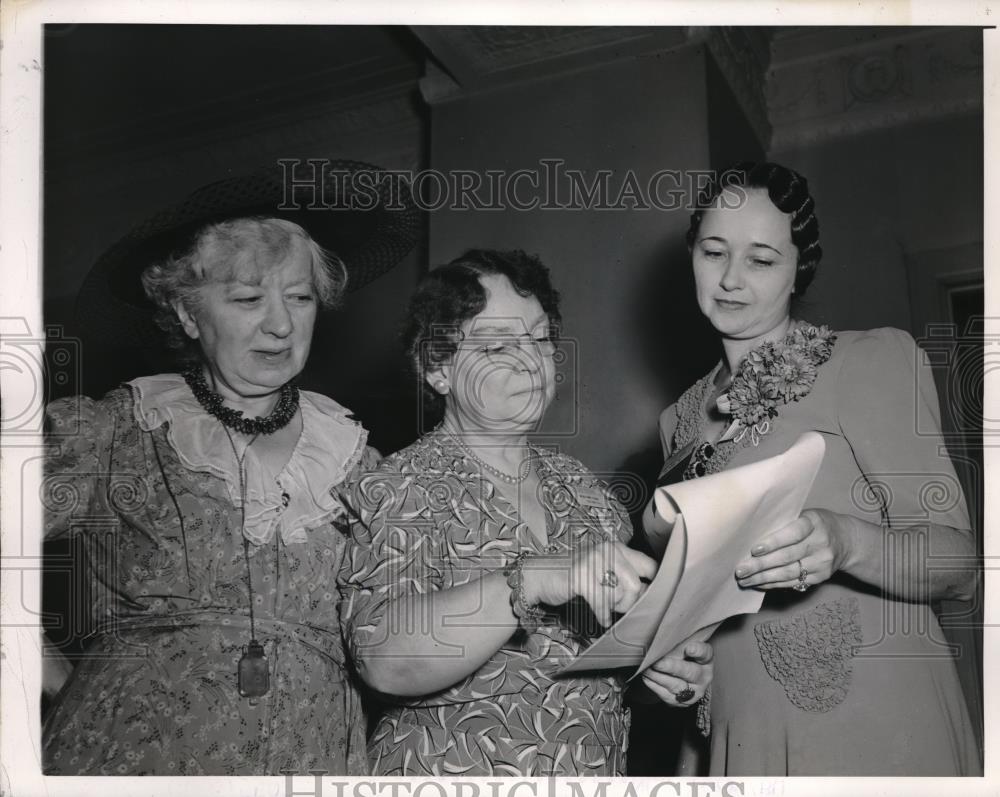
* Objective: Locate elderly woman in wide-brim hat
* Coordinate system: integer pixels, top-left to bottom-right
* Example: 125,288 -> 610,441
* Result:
41,162 -> 419,776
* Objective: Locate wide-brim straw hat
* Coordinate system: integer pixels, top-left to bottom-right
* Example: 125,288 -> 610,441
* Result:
75,159 -> 421,347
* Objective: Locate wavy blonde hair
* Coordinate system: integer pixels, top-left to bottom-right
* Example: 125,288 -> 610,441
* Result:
140,217 -> 347,357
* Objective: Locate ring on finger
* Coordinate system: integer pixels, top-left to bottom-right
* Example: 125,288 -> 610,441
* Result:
793,561 -> 810,592
673,682 -> 696,703
599,570 -> 619,589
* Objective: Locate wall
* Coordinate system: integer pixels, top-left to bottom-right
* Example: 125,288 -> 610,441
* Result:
425,44 -> 754,774
427,45 -> 725,478
769,113 -> 983,335
43,90 -> 428,456
771,110 -> 985,749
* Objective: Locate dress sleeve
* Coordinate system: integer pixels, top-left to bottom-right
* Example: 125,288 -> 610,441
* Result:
337,464 -> 448,663
835,328 -> 972,533
659,404 -> 680,460
606,489 -> 634,546
331,444 -> 382,506
43,391 -> 126,540
358,445 -> 382,471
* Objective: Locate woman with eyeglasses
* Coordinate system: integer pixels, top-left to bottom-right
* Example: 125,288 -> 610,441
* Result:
338,249 -> 713,776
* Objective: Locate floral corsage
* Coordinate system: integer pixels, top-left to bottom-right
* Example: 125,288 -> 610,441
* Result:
719,323 -> 837,445
681,323 -> 836,480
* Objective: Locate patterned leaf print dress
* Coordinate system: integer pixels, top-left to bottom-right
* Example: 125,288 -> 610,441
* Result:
338,432 -> 634,776
42,375 -> 375,776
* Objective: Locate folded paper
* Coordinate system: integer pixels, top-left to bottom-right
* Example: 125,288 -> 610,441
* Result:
560,432 -> 826,675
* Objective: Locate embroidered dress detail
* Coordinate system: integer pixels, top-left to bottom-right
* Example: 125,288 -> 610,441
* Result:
664,323 -> 839,733
753,597 -> 862,712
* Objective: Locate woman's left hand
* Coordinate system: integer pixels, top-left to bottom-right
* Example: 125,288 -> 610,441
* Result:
735,508 -> 852,591
641,640 -> 713,706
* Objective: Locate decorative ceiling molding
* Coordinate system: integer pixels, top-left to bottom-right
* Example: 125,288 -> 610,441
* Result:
415,25 -> 689,103
767,27 -> 982,151
688,26 -> 773,150
435,26 -> 652,74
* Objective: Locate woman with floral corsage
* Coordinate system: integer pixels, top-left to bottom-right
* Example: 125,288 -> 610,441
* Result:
642,162 -> 980,776
41,164 -> 418,775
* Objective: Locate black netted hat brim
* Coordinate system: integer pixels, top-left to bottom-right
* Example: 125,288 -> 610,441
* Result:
75,160 -> 421,347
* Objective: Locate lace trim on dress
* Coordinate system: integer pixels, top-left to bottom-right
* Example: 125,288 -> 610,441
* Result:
128,374 -> 366,545
672,369 -> 717,453
671,367 -> 752,479
753,597 -> 862,712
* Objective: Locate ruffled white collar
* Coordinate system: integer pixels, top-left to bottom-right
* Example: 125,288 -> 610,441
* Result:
128,374 -> 367,546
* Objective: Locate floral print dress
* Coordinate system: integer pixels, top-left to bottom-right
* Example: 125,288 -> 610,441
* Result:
42,375 -> 375,776
338,431 -> 634,776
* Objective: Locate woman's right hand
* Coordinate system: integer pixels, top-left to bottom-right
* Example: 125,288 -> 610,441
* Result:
523,540 -> 657,626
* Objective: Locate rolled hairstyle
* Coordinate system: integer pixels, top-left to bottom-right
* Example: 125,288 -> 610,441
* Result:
140,216 -> 348,358
686,162 -> 822,296
402,248 -> 562,418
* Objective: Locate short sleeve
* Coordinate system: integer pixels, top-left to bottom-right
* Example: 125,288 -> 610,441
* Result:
606,489 -> 634,546
358,445 -> 382,472
337,465 -> 448,663
835,328 -> 971,533
545,451 -> 634,546
331,444 -> 382,507
343,444 -> 382,484
580,458 -> 634,546
43,391 -> 127,539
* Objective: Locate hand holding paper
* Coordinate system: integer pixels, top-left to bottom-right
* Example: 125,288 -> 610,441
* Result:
639,638 -> 714,706
733,507 -> 847,591
560,432 -> 826,675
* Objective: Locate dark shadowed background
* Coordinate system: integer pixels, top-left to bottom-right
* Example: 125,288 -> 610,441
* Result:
42,24 -> 985,772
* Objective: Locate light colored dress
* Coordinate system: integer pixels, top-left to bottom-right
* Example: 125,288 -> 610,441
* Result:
659,327 -> 981,775
338,431 -> 633,776
42,375 -> 375,775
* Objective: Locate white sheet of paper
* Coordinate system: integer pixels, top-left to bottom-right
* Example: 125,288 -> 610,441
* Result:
559,431 -> 826,675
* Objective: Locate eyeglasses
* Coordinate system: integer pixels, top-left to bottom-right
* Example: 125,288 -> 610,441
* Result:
465,333 -> 558,364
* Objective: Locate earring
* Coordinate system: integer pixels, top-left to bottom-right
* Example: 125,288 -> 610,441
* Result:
434,380 -> 450,395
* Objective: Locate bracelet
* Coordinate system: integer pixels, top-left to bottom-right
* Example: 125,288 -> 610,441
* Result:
503,551 -> 544,632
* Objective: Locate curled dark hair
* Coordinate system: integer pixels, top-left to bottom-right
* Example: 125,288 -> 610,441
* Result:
686,162 -> 822,295
402,248 -> 562,417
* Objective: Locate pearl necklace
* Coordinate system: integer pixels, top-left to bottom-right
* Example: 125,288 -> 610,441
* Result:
441,427 -> 535,485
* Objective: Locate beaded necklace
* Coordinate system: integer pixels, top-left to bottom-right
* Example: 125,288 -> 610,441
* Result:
184,365 -> 299,436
